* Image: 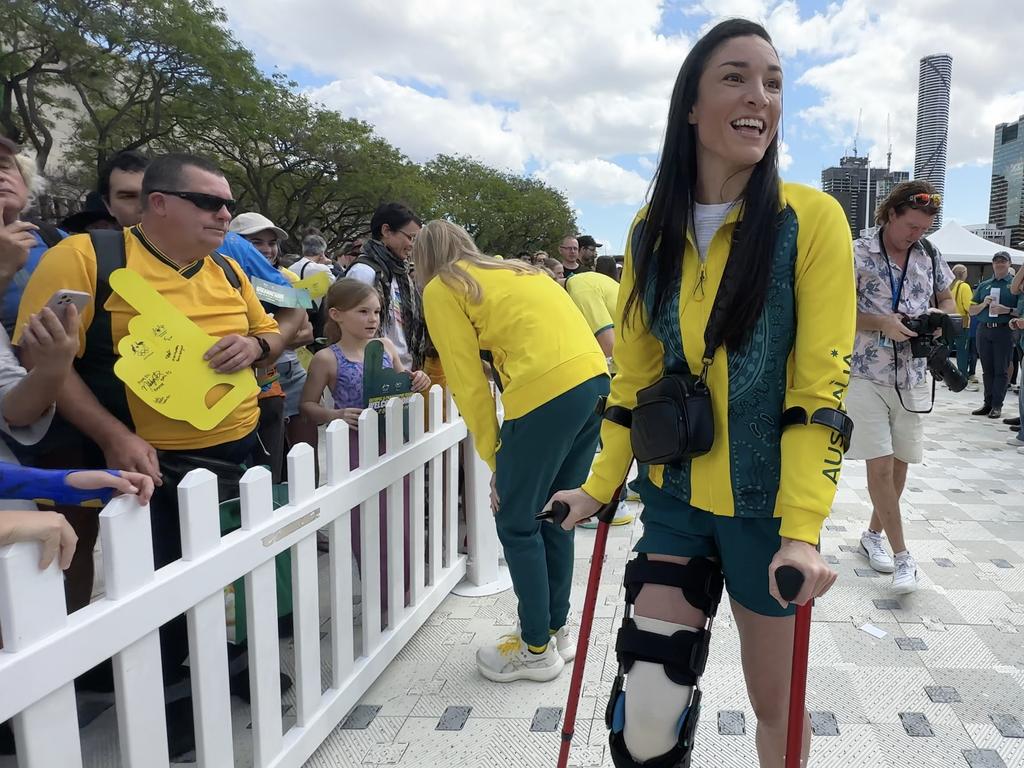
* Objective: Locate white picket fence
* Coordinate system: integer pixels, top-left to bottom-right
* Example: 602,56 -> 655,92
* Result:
0,387 -> 506,768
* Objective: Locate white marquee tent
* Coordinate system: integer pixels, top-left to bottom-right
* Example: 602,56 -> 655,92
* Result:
927,222 -> 1024,265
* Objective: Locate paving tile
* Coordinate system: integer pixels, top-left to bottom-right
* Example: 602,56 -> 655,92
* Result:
900,712 -> 936,737
530,707 -> 562,733
895,637 -> 929,651
810,711 -> 840,736
873,598 -> 903,610
925,686 -> 962,703
934,557 -> 956,567
991,714 -> 1024,738
718,710 -> 746,736
993,559 -> 1015,569
963,749 -> 1009,768
854,568 -> 881,578
341,704 -> 381,730
436,705 -> 472,731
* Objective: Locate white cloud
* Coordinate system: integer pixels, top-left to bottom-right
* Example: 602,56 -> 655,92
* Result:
535,158 -> 651,206
218,0 -> 689,200
217,0 -> 1022,227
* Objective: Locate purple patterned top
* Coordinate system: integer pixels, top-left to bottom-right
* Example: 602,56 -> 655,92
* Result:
330,343 -> 392,409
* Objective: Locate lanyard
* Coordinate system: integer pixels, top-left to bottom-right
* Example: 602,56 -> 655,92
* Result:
878,230 -> 909,313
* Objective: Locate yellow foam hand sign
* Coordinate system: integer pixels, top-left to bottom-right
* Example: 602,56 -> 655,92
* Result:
291,270 -> 331,299
109,269 -> 259,430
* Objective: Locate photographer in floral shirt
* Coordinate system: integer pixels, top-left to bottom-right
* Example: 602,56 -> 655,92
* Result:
845,181 -> 957,595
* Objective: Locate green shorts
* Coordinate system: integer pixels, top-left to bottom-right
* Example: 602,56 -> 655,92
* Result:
635,480 -> 794,618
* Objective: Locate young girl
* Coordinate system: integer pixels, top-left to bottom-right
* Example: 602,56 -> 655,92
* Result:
412,220 -> 609,684
299,279 -> 429,615
549,19 -> 855,768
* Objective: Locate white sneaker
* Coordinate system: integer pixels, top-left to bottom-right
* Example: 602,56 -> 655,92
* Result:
859,530 -> 895,573
552,623 -> 576,662
891,554 -> 919,595
476,633 -> 565,683
580,501 -> 635,529
1007,437 -> 1024,448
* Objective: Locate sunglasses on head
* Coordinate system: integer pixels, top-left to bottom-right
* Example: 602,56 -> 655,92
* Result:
152,189 -> 237,214
906,193 -> 941,209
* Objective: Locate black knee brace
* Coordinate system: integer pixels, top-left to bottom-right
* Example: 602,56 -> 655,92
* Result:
605,554 -> 725,767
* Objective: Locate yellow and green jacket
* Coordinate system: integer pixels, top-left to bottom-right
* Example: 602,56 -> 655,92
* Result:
423,262 -> 608,471
582,183 -> 855,545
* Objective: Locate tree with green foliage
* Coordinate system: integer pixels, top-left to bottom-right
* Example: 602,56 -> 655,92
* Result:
422,155 -> 576,256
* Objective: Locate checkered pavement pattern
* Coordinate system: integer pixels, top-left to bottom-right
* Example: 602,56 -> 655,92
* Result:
307,385 -> 1024,768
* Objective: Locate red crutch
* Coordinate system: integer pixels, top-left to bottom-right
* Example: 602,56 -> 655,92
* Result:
775,565 -> 812,768
536,481 -> 627,768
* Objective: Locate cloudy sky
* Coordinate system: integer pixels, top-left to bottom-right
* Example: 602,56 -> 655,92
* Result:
218,0 -> 1024,253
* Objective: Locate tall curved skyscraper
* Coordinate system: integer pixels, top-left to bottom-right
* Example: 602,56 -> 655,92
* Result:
914,53 -> 953,229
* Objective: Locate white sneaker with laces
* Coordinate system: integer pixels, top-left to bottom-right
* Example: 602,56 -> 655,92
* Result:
859,530 -> 895,573
891,554 -> 919,594
552,623 -> 576,662
476,634 -> 564,683
580,501 -> 635,529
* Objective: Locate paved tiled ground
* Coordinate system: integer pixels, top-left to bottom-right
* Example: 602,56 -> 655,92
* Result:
306,385 -> 1024,768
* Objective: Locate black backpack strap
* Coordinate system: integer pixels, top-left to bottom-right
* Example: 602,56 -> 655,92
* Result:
209,251 -> 241,291
81,230 -> 133,427
36,222 -> 64,248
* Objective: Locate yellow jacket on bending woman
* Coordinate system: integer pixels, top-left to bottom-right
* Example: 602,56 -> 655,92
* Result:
423,261 -> 608,472
583,183 -> 855,545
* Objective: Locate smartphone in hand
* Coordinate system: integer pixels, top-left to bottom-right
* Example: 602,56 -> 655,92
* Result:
45,290 -> 90,315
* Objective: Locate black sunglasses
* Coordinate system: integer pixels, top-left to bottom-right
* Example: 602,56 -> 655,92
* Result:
152,189 -> 237,214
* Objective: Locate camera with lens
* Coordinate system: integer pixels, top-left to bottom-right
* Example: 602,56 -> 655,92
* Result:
900,312 -> 967,392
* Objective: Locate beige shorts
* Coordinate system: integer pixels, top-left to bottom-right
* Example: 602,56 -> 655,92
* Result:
845,377 -> 929,463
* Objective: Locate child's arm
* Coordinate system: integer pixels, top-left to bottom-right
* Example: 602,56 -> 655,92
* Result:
300,349 -> 360,427
0,464 -> 154,507
1,306 -> 79,432
381,338 -> 430,392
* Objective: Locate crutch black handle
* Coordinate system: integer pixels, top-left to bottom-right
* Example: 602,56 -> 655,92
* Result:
536,501 -> 571,526
775,565 -> 805,602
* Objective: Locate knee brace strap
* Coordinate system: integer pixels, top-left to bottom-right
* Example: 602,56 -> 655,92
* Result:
615,618 -> 711,686
623,555 -> 724,617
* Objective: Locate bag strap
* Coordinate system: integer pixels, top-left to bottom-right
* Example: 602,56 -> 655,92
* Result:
919,237 -> 940,306
210,251 -> 241,290
90,229 -> 128,311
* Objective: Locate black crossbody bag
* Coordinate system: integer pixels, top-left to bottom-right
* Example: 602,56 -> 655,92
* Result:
625,253 -> 741,466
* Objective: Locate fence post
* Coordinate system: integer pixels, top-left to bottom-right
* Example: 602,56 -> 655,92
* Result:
452,429 -> 512,597
101,496 -> 170,767
324,420 -> 354,689
426,388 -> 443,587
178,469 -> 234,767
286,442 -> 321,726
357,410 -> 383,654
407,394 -> 426,606
238,465 -> 282,767
384,398 -> 407,628
0,541 -> 83,767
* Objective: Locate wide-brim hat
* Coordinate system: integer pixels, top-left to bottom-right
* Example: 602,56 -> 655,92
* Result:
229,211 -> 288,242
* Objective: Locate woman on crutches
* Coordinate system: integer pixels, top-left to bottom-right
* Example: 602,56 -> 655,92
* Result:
548,19 -> 856,768
413,220 -> 609,683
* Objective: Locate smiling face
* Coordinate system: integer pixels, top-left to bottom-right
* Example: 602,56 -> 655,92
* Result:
381,221 -> 420,260
245,229 -> 280,264
331,292 -> 382,341
688,35 -> 782,182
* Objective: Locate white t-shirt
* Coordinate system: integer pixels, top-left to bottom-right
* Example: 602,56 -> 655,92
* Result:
346,262 -> 412,369
292,257 -> 335,280
693,201 -> 736,261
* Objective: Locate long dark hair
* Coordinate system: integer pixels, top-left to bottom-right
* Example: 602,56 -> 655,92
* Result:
624,19 -> 782,351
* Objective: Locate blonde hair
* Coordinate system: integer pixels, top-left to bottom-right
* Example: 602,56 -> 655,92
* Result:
12,153 -> 44,211
412,219 -> 540,302
323,277 -> 381,344
952,264 -> 967,279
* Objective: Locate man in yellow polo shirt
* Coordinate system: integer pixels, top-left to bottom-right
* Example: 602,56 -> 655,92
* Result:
14,152 -> 282,759
564,268 -> 619,357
